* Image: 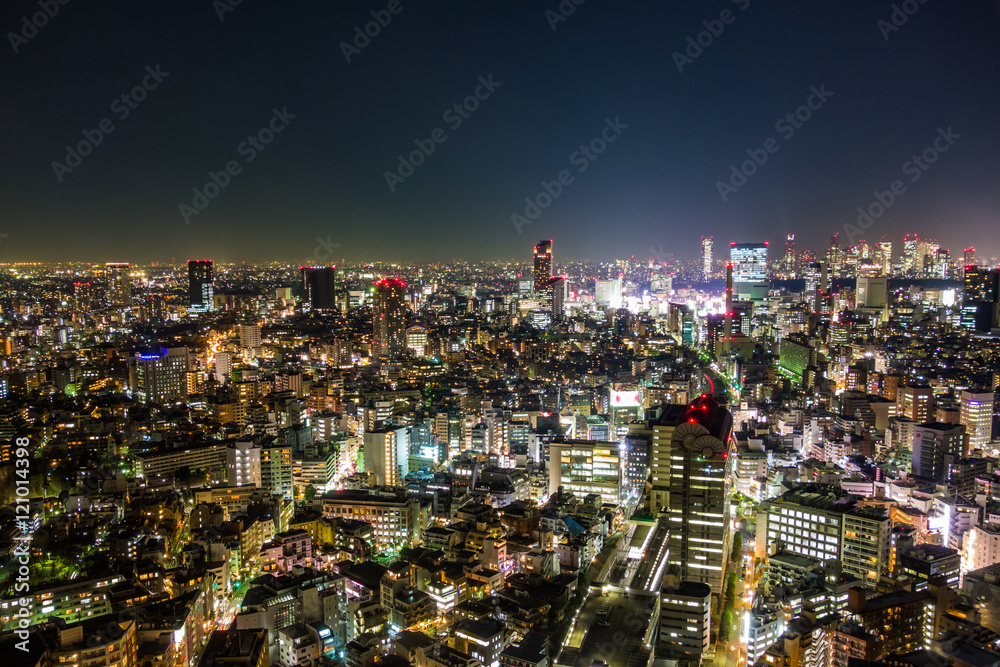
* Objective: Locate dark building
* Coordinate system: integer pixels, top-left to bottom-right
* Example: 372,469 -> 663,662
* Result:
373,278 -> 407,358
301,266 -> 337,311
188,259 -> 214,312
961,265 -> 999,332
898,544 -> 960,591
548,275 -> 565,320
198,629 -> 268,667
846,587 -> 927,658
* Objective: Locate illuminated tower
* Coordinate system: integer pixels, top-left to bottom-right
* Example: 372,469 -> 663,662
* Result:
658,395 -> 733,598
187,260 -> 214,313
701,236 -> 713,279
105,262 -> 132,306
533,240 -> 553,293
903,235 -> 919,276
879,238 -> 893,275
373,278 -> 407,358
723,262 -> 733,355
730,242 -> 768,282
783,234 -> 795,276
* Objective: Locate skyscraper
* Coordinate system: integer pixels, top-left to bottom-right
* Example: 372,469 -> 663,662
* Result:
594,277 -> 622,308
960,389 -> 994,450
897,385 -> 934,423
135,347 -> 190,404
730,242 -> 768,283
961,265 -> 999,332
301,266 -> 337,311
373,278 -> 407,358
782,234 -> 795,276
654,395 -> 733,597
533,240 -> 552,293
701,236 -> 713,279
964,246 -> 976,267
912,422 -> 966,482
105,262 -> 132,306
548,275 -> 566,320
879,238 -> 893,275
187,259 -> 214,312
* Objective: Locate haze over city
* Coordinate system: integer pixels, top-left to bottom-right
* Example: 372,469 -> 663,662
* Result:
2,1 -> 1000,262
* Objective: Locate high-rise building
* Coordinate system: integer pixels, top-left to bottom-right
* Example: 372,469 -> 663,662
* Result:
547,439 -> 622,505
656,395 -> 733,597
782,234 -> 795,276
135,347 -> 190,404
897,385 -> 934,423
105,262 -> 132,306
911,422 -> 966,482
261,443 -> 293,500
373,278 -> 407,358
301,266 -> 337,311
658,581 -> 712,663
188,259 -> 214,312
238,323 -> 262,350
226,439 -> 262,487
363,428 -> 400,487
856,275 -> 888,309
595,277 -> 623,309
879,238 -> 893,275
533,240 -> 552,294
960,389 -> 994,450
961,265 -> 999,332
730,242 -> 768,293
701,235 -> 713,279
757,485 -> 890,586
548,275 -> 566,320
964,246 -> 976,267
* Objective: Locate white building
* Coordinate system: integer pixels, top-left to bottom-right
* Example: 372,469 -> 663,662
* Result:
960,389 -> 994,450
227,439 -> 262,488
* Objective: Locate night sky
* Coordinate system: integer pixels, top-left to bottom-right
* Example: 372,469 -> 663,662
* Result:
2,1 -> 999,264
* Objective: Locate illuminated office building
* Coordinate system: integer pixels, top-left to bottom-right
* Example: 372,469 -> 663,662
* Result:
730,242 -> 768,283
105,262 -> 132,306
373,278 -> 407,358
656,395 -> 733,598
701,235 -> 713,279
188,259 -> 214,312
960,389 -> 994,450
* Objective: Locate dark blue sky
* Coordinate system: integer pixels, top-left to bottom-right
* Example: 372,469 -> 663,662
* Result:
2,0 -> 999,264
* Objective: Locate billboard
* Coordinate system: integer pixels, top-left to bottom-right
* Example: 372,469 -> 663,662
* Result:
610,390 -> 640,407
